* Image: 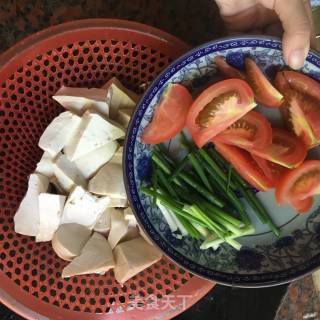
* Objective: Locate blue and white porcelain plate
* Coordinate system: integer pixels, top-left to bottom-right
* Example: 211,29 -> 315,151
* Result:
124,36 -> 320,287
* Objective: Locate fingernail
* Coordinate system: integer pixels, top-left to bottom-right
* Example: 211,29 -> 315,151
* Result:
288,49 -> 306,69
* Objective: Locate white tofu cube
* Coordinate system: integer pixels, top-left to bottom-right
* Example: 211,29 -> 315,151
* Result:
107,209 -> 139,249
14,173 -> 49,236
35,151 -> 58,178
116,108 -> 133,128
109,146 -> 123,165
124,207 -> 137,225
36,193 -> 66,242
49,176 -> 66,195
108,209 -> 128,249
38,111 -> 81,157
113,237 -> 162,284
64,111 -> 125,161
93,207 -> 114,234
52,86 -> 110,117
108,197 -> 128,208
53,154 -> 87,192
52,223 -> 91,261
61,186 -> 110,229
62,232 -> 115,278
138,226 -> 154,246
74,141 -> 118,179
102,77 -> 138,119
88,148 -> 125,198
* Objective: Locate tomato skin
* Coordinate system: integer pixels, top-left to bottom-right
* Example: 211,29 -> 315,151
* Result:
142,83 -> 193,144
291,197 -> 313,214
275,160 -> 320,205
251,154 -> 285,185
214,142 -> 274,191
250,128 -> 307,169
274,71 -> 320,102
274,71 -> 290,93
214,56 -> 245,79
281,90 -> 319,148
214,110 -> 272,149
294,94 -> 320,141
186,79 -> 256,148
245,58 -> 284,108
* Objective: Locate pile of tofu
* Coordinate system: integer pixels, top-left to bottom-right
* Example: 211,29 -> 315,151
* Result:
14,78 -> 162,284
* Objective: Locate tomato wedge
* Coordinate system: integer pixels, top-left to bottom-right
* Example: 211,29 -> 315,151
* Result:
274,70 -> 320,102
276,160 -> 320,206
281,90 -> 319,148
214,142 -> 273,191
251,155 -> 285,184
245,58 -> 283,108
186,79 -> 256,148
214,56 -> 245,79
214,110 -> 272,149
250,128 -> 307,169
142,83 -> 193,144
291,197 -> 313,214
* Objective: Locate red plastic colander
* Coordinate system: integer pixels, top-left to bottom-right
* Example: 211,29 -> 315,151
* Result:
0,19 -> 214,320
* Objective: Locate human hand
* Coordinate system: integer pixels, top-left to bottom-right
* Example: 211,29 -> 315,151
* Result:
215,0 -> 316,69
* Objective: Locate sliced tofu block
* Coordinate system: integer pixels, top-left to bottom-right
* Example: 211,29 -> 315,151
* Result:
61,186 -> 110,229
138,227 -> 155,246
49,176 -> 66,195
74,141 -> 118,179
93,207 -> 115,234
102,77 -> 138,119
88,148 -> 125,198
108,209 -> 128,249
53,154 -> 87,192
36,193 -> 66,242
121,220 -> 139,243
52,223 -> 91,261
109,146 -> 123,165
116,108 -> 133,128
38,111 -> 81,157
52,86 -> 109,116
114,237 -> 162,284
64,111 -> 125,161
123,207 -> 137,225
14,173 -> 49,237
62,232 -> 115,278
108,196 -> 128,208
35,151 -> 57,177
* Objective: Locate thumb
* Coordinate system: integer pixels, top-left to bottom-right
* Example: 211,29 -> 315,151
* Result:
273,0 -> 311,69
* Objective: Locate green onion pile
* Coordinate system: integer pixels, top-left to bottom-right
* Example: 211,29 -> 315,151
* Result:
140,134 -> 280,251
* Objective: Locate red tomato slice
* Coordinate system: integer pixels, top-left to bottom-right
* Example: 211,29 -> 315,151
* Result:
291,197 -> 313,214
245,58 -> 284,108
274,70 -> 290,93
281,90 -> 319,148
250,128 -> 307,169
214,56 -> 245,79
142,83 -> 193,144
214,110 -> 272,149
274,70 -> 320,102
186,79 -> 256,148
275,160 -> 320,205
214,142 -> 273,191
251,154 -> 285,184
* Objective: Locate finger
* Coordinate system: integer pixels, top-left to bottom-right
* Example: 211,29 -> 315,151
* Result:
274,0 -> 311,69
263,22 -> 283,38
302,0 -> 318,50
215,0 -> 257,16
222,4 -> 279,33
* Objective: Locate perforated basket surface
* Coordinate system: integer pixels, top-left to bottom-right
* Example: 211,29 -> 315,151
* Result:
0,19 -> 214,320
